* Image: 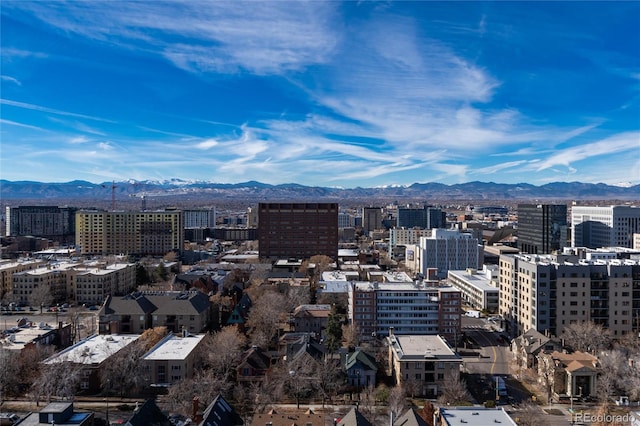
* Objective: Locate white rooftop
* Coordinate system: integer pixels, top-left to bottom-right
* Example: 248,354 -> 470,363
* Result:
448,270 -> 498,292
143,333 -> 205,361
439,407 -> 517,426
389,335 -> 461,361
45,334 -> 140,365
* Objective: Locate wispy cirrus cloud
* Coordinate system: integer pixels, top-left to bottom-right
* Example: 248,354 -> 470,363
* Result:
1,75 -> 21,86
1,99 -> 116,123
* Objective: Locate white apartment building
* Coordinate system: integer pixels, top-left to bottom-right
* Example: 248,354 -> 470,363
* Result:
183,208 -> 216,229
348,281 -> 461,343
447,265 -> 499,312
571,205 -> 640,249
413,229 -> 482,279
498,253 -> 640,338
142,332 -> 206,385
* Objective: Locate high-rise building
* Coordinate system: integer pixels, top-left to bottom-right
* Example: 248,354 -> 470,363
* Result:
397,206 -> 446,229
338,212 -> 354,229
5,206 -> 77,243
498,253 -> 640,338
362,207 -> 382,236
258,203 -> 338,260
416,229 -> 481,279
571,205 -> 640,249
76,210 -> 184,256
183,208 -> 215,229
517,204 -> 567,254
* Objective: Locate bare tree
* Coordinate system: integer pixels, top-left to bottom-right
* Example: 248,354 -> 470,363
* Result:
561,321 -> 611,354
514,400 -> 543,426
314,356 -> 343,407
537,354 -> 556,404
437,370 -> 471,405
166,370 -> 231,416
246,291 -> 287,348
203,326 -> 246,381
100,341 -> 148,396
31,360 -> 83,404
388,385 -> 406,420
30,285 -> 53,313
342,322 -> 361,349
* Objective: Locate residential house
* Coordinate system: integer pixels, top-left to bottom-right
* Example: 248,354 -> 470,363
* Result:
226,293 -> 252,331
142,332 -> 206,386
393,409 -> 429,426
336,407 -> 372,426
14,402 -> 93,426
537,350 -> 599,400
251,409 -> 324,426
344,350 -> 377,389
124,399 -> 170,426
236,345 -> 272,384
511,328 -> 561,370
198,394 -> 244,426
291,304 -> 331,336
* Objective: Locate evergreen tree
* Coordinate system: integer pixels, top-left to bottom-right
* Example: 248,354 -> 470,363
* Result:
325,311 -> 343,352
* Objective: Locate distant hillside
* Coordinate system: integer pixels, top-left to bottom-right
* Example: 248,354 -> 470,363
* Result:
1,179 -> 638,202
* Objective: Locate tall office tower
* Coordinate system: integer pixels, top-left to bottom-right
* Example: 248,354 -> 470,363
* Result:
397,206 -> 446,229
258,203 -> 338,260
418,229 -> 481,279
246,207 -> 259,228
517,204 -> 567,254
498,253 -> 640,338
5,206 -> 78,243
76,210 -> 184,256
571,206 -> 640,249
362,207 -> 383,236
183,208 -> 216,229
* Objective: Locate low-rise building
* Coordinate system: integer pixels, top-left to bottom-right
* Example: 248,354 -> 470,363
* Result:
15,402 -> 93,426
98,290 -> 212,334
447,266 -> 499,312
142,332 -> 206,386
537,350 -> 599,400
44,333 -> 141,393
291,304 -> 331,336
387,333 -> 462,397
435,407 -> 516,426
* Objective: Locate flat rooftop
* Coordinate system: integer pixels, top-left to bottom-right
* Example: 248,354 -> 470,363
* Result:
448,270 -> 498,292
389,335 -> 461,360
439,407 -> 517,426
45,334 -> 140,365
143,333 -> 205,361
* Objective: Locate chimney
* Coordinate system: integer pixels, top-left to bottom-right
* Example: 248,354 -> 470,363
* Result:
192,396 -> 202,423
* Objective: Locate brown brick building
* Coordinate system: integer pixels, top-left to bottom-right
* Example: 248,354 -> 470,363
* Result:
258,203 -> 338,260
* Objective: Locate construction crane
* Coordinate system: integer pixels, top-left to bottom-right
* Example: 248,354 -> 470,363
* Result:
101,181 -> 117,210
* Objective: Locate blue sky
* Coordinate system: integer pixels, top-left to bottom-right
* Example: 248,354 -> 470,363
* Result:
1,1 -> 639,188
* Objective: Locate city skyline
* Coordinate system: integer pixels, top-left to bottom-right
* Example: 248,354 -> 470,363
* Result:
1,1 -> 639,188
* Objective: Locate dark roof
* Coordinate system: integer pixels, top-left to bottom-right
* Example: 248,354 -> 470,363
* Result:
393,409 -> 429,426
239,346 -> 271,371
345,350 -> 377,372
337,407 -> 372,426
103,294 -> 157,315
200,394 -> 243,426
287,338 -> 326,363
126,399 -> 170,426
148,291 -> 211,315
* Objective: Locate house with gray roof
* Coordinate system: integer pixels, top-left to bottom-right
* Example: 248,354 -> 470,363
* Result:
344,349 -> 377,389
98,290 -> 212,334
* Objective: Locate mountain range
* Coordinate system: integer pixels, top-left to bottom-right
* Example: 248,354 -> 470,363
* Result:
1,179 -> 639,203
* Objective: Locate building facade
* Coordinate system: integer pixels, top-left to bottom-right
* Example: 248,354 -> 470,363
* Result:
362,207 -> 383,236
498,253 -> 640,338
0,259 -> 45,300
417,229 -> 482,279
258,203 -> 338,260
5,206 -> 77,243
517,204 -> 568,254
348,282 -> 461,343
76,210 -> 184,256
142,332 -> 206,386
571,205 -> 640,249
387,333 -> 462,397
447,266 -> 499,312
397,206 -> 445,229
183,208 -> 216,229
